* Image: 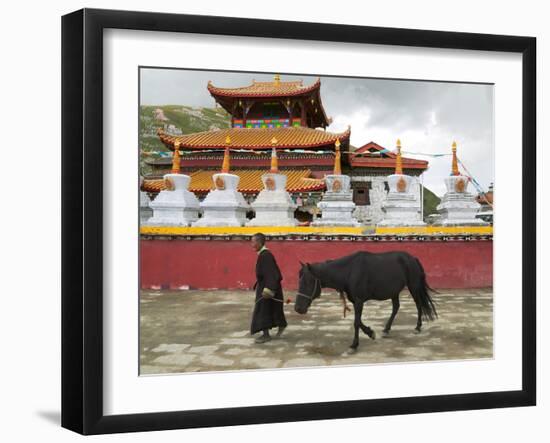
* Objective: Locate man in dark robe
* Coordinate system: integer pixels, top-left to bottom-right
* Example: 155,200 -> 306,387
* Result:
250,233 -> 287,343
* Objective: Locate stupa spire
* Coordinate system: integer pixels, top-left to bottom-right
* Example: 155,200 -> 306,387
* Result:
274,73 -> 281,86
221,136 -> 231,173
395,139 -> 403,175
270,138 -> 279,173
333,138 -> 342,175
451,141 -> 459,176
171,141 -> 181,174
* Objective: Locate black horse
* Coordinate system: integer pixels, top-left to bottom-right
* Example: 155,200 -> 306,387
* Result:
294,251 -> 437,351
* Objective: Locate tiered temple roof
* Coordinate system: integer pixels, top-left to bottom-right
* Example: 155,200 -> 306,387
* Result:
157,126 -> 350,151
142,169 -> 325,194
349,141 -> 428,171
476,191 -> 493,206
208,76 -> 329,128
143,75 -> 431,198
207,78 -> 321,98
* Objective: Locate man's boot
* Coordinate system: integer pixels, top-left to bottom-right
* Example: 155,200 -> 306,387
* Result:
255,330 -> 271,343
275,325 -> 286,338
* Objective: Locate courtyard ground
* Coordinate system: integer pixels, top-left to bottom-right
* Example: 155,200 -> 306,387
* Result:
140,288 -> 493,374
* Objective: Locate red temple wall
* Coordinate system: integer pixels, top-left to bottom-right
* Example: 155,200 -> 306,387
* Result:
140,239 -> 493,290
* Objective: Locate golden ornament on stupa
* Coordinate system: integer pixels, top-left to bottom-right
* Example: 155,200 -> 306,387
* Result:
333,138 -> 342,176
451,141 -> 460,176
270,137 -> 279,173
395,138 -> 403,175
171,141 -> 181,174
221,136 -> 231,173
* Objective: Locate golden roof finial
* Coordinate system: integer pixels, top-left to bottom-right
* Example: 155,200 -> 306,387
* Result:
270,147 -> 279,173
333,138 -> 342,175
451,140 -> 459,176
221,138 -> 231,173
395,138 -> 403,175
274,73 -> 281,86
171,141 -> 181,174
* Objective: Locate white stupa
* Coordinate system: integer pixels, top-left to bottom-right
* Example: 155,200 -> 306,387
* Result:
312,138 -> 360,227
193,138 -> 250,227
140,176 -> 153,224
146,143 -> 200,226
435,141 -> 488,226
378,139 -> 425,227
247,142 -> 298,226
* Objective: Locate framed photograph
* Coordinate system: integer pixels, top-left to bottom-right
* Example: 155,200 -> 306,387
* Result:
62,8 -> 536,435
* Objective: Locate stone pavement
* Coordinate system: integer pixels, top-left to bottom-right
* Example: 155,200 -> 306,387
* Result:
140,288 -> 493,374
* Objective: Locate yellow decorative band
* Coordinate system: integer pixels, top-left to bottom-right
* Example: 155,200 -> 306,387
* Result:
375,226 -> 493,235
140,225 -> 493,237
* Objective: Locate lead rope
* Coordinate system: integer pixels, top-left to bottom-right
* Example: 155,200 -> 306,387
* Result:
339,291 -> 352,318
296,280 -> 350,319
255,296 -> 285,305
296,277 -> 320,302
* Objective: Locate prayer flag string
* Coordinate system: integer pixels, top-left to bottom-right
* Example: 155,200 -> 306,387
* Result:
456,157 -> 493,209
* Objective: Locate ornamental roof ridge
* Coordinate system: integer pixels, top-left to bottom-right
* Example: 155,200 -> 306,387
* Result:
157,125 -> 351,151
207,77 -> 320,98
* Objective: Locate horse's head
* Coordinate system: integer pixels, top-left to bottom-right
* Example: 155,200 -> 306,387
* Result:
294,262 -> 322,315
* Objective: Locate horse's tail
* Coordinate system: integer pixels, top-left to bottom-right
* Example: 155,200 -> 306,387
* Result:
410,257 -> 438,321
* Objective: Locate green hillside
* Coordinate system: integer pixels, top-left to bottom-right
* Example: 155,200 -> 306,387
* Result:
139,105 -> 231,174
422,185 -> 441,221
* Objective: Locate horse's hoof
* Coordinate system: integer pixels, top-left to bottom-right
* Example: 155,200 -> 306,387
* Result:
382,330 -> 390,338
370,331 -> 376,340
414,328 -> 422,334
348,346 -> 358,354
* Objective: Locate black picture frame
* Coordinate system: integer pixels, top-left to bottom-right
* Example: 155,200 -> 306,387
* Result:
61,8 -> 536,435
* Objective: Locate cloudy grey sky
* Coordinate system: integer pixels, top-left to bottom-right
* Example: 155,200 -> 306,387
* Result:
140,68 -> 494,197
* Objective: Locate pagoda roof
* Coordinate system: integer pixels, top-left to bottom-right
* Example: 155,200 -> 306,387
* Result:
476,191 -> 493,206
158,126 -> 350,151
208,76 -> 329,127
349,141 -> 429,170
142,169 -> 325,194
207,78 -> 321,98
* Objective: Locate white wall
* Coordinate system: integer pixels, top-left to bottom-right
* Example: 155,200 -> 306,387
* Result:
0,1 -> 545,441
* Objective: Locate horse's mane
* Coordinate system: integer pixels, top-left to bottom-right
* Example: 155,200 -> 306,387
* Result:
315,251 -> 369,269
308,252 -> 370,287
